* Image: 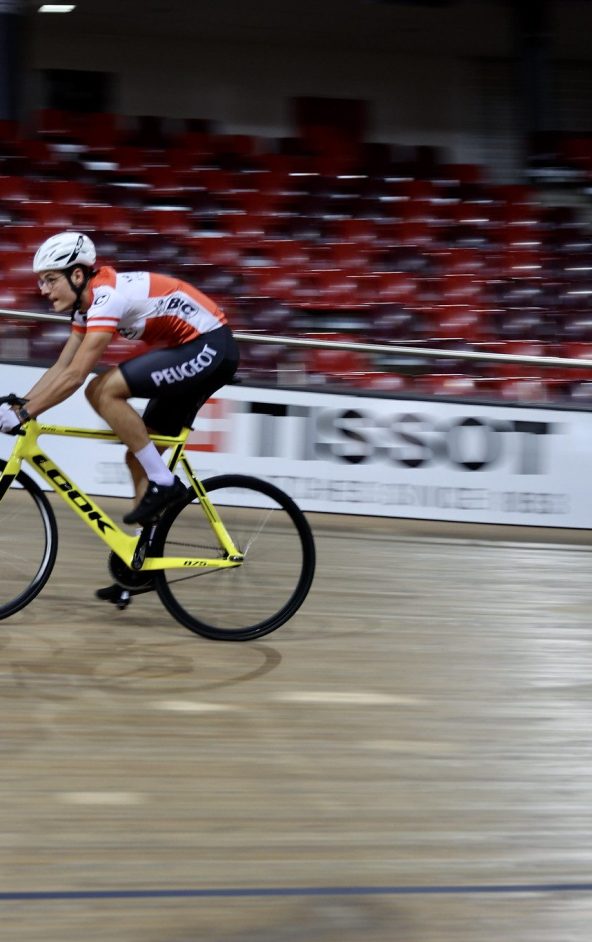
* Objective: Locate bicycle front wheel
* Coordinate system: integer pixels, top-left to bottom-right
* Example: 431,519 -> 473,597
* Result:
0,459 -> 58,618
153,474 -> 315,640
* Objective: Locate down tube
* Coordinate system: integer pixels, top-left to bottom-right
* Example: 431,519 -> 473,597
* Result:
25,451 -> 136,559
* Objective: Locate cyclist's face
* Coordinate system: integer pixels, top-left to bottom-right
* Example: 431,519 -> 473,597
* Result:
37,270 -> 77,311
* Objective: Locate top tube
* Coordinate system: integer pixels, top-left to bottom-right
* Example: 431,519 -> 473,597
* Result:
19,422 -> 191,448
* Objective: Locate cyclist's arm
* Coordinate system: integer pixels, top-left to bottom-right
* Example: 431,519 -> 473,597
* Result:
23,330 -> 113,418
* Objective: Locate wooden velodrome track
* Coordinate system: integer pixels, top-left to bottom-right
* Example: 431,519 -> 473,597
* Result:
2,494 -> 592,941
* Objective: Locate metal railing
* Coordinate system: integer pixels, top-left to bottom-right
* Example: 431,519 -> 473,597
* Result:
2,306 -> 592,370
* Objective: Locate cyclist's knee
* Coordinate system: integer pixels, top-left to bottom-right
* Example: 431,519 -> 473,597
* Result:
86,369 -> 128,409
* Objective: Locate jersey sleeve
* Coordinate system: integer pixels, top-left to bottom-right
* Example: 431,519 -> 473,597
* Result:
85,286 -> 126,334
71,310 -> 86,336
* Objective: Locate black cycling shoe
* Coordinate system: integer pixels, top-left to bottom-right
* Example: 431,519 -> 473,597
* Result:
123,476 -> 187,525
95,582 -> 155,610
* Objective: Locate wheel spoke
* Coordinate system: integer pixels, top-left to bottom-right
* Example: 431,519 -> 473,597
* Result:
153,474 -> 315,640
0,464 -> 58,619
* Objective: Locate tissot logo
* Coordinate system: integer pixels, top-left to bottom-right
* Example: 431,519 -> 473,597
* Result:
246,403 -> 561,474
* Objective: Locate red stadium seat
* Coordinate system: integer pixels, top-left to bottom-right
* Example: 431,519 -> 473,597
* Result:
241,298 -> 294,333
354,372 -> 408,393
220,212 -> 269,242
75,203 -> 132,234
376,271 -> 417,305
422,374 -> 481,397
0,224 -> 54,254
435,247 -> 486,275
372,303 -> 424,340
304,334 -> 371,382
304,269 -> 361,309
212,133 -> 257,159
112,145 -> 152,177
76,112 -> 121,151
243,266 -> 300,302
192,168 -> 235,196
433,163 -> 483,187
42,178 -> 92,206
399,179 -> 437,201
0,119 -> 20,144
494,340 -> 549,377
494,186 -> 541,226
334,218 -> 376,244
35,108 -> 72,137
142,208 -> 192,239
229,188 -> 287,218
236,342 -> 286,381
263,239 -> 309,270
387,219 -> 435,249
497,377 -> 551,402
438,273 -> 485,304
0,175 -> 34,201
0,249 -> 27,272
0,285 -> 20,310
143,165 -> 184,197
324,241 -> 373,273
557,342 -> 592,381
430,306 -> 491,342
23,201 -> 78,230
190,236 -> 242,268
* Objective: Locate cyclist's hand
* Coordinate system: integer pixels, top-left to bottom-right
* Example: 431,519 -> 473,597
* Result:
0,402 -> 22,435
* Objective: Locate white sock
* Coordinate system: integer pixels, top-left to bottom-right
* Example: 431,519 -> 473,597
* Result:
134,442 -> 175,486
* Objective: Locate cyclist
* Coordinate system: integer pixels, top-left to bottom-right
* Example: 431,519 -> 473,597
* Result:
0,230 -> 239,601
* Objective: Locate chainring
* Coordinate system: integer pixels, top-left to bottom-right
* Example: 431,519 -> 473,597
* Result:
108,551 -> 155,590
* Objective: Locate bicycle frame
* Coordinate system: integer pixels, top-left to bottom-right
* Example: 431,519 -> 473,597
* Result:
0,420 -> 243,572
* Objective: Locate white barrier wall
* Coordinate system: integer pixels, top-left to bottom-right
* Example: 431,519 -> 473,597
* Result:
0,363 -> 589,528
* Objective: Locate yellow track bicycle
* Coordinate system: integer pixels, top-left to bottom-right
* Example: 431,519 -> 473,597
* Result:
0,395 -> 315,641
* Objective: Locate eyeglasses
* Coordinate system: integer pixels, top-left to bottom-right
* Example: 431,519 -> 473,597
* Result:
37,273 -> 66,290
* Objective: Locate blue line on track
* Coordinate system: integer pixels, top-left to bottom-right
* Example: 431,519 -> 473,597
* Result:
2,882 -> 592,902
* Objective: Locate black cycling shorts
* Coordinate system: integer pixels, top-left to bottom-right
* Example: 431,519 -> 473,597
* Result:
119,325 -> 239,435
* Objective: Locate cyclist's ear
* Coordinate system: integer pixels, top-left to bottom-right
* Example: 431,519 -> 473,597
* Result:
70,267 -> 86,287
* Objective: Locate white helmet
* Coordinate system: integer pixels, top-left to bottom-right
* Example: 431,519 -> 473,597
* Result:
33,232 -> 96,273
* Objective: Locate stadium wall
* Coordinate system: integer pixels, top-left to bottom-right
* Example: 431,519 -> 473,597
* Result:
1,363 -> 589,529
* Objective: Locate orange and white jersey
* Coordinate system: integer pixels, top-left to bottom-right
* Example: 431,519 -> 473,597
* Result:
72,267 -> 227,346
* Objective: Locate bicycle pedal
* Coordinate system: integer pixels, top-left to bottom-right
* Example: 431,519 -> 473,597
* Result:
116,591 -> 131,611
96,584 -> 133,607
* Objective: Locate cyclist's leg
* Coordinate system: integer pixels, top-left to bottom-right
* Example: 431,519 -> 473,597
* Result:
86,366 -> 187,525
122,327 -> 239,494
118,328 -> 238,525
86,370 -> 180,602
85,367 -> 153,453
95,328 -> 239,602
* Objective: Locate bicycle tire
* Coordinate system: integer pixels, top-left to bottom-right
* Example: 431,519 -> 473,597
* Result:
152,474 -> 315,641
0,459 -> 58,618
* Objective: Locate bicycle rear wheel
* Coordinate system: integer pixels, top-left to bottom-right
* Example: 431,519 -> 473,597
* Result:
0,459 -> 58,618
153,474 -> 315,640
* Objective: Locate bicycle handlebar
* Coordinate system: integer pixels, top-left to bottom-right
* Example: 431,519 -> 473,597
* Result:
0,393 -> 27,407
